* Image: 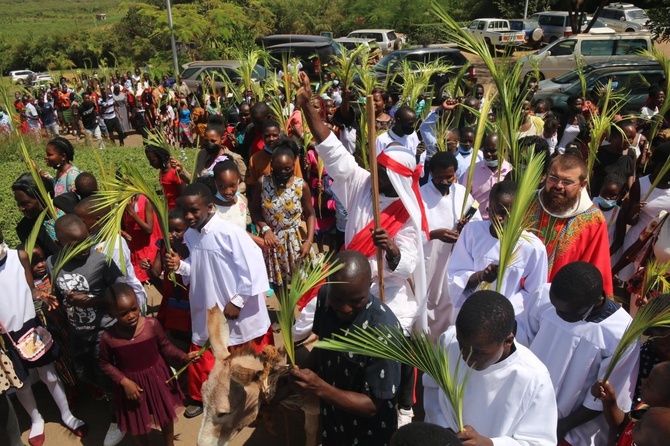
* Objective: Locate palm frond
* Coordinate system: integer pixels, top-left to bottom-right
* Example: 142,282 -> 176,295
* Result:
601,293 -> 670,383
93,162 -> 172,280
278,254 -> 343,366
642,156 -> 670,202
492,151 -> 545,293
49,238 -> 95,293
397,59 -> 453,113
231,48 -> 268,102
354,64 -> 380,98
24,209 -> 48,263
586,81 -> 627,186
639,48 -> 670,146
641,259 -> 670,298
431,1 -> 529,180
356,110 -> 371,170
329,44 -> 370,91
460,88 -> 496,219
316,325 -> 472,430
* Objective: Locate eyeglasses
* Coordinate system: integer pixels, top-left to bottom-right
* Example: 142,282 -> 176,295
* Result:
546,175 -> 579,188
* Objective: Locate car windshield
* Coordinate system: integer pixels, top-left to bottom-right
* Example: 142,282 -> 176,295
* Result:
374,52 -> 404,71
551,64 -> 599,83
628,10 -> 648,20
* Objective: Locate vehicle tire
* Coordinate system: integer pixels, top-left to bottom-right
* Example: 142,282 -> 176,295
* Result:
625,28 -> 635,32
531,28 -> 543,43
17,79 -> 24,85
394,39 -> 402,51
485,38 -> 496,57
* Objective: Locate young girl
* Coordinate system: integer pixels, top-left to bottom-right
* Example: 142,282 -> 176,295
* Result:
145,145 -> 187,210
39,137 -> 81,197
593,172 -> 627,264
192,117 -> 246,192
122,194 -> 161,288
251,146 -> 316,287
144,208 -> 192,335
99,283 -> 197,446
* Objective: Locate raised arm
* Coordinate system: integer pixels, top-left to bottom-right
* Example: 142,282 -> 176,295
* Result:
296,72 -> 332,145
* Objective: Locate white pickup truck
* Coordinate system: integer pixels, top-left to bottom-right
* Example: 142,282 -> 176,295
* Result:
465,19 -> 526,53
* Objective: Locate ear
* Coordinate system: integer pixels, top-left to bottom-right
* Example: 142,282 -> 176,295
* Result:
206,306 -> 230,360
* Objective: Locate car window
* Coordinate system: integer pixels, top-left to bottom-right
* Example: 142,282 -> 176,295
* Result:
628,72 -> 663,95
387,32 -> 397,41
469,21 -> 478,29
580,40 -> 614,56
600,10 -> 613,19
181,67 -> 201,80
550,40 -> 576,56
614,39 -> 649,55
627,10 -> 648,20
477,21 -> 486,30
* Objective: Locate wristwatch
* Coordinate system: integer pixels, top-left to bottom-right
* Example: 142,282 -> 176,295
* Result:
262,226 -> 271,234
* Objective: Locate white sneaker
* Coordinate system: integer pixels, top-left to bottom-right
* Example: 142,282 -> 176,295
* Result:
103,423 -> 125,446
397,408 -> 414,428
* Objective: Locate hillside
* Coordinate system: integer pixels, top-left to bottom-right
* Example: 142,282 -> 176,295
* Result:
0,0 -> 137,40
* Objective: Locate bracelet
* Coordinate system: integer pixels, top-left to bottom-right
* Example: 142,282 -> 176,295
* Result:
261,226 -> 271,234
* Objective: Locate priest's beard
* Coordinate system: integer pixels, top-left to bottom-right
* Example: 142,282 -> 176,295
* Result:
541,188 -> 579,214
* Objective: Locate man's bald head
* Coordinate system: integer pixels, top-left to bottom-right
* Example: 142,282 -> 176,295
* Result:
331,250 -> 372,284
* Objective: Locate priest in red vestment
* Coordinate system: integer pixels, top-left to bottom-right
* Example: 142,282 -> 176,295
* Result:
528,154 -> 614,295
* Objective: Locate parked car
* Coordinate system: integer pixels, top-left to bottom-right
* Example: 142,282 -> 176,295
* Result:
599,3 -> 650,33
180,60 -> 266,91
533,60 -> 663,118
266,42 -> 341,80
532,11 -> 615,43
367,48 -> 471,103
30,73 -> 53,86
10,70 -> 34,85
509,18 -> 544,49
519,32 -> 653,80
346,29 -> 401,55
464,19 -> 526,53
333,37 -> 380,54
261,34 -> 331,47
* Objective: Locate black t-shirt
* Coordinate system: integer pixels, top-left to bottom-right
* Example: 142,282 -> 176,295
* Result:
80,101 -> 97,130
313,288 -> 401,446
591,146 -> 635,197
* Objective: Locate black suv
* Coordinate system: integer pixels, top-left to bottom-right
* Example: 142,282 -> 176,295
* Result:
533,60 -> 664,118
370,48 -> 471,103
266,42 -> 341,81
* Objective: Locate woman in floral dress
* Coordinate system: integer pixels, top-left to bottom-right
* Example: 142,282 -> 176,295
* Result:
251,145 -> 316,287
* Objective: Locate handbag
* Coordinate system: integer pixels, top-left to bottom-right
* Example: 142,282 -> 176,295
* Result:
0,320 -> 53,362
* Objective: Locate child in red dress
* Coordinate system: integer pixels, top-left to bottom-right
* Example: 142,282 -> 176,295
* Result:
99,283 -> 197,445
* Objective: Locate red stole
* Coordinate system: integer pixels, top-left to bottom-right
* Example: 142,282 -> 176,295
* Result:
346,199 -> 409,258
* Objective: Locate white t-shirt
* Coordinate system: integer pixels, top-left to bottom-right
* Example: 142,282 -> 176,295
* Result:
215,197 -> 249,232
0,250 -> 36,332
375,128 -> 420,156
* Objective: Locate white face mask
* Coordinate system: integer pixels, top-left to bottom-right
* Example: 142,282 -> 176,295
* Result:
0,242 -> 7,262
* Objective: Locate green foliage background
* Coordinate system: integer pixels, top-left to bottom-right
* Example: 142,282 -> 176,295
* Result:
0,140 -> 198,248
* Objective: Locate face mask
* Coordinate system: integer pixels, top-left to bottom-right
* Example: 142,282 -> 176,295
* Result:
0,242 -> 7,262
593,196 -> 617,210
203,141 -> 220,154
400,124 -> 414,136
485,159 -> 499,168
273,171 -> 292,185
216,192 -> 230,203
611,81 -> 618,89
458,145 -> 472,155
433,181 -> 452,194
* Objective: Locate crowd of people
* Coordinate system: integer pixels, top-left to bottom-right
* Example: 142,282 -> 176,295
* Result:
0,58 -> 669,446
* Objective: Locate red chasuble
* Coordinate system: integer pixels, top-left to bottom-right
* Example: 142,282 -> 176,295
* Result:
529,197 -> 614,295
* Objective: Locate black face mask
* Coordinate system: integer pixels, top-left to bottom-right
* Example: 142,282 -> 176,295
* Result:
433,181 -> 452,194
203,141 -> 220,154
273,171 -> 292,185
400,124 -> 414,135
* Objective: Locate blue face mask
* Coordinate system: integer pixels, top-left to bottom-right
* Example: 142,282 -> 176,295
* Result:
485,159 -> 499,168
593,196 -> 618,210
458,145 -> 472,156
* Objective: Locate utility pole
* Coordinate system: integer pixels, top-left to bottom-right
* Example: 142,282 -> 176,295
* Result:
166,0 -> 180,79
524,0 -> 529,19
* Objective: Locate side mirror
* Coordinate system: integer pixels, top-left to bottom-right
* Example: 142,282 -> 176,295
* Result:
620,17 -> 626,21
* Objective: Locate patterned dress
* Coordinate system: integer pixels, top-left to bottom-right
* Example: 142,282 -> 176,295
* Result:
260,175 -> 313,286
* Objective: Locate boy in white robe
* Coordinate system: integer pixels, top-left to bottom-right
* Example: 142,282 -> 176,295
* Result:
420,151 -> 480,336
166,183 -> 271,417
447,181 -> 548,326
423,290 -> 558,445
525,262 -> 639,446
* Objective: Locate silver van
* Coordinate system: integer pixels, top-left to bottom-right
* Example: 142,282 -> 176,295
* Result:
531,11 -> 615,43
519,33 -> 653,80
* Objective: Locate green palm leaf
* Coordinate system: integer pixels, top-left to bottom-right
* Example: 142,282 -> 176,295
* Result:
491,151 -> 545,293
316,326 -> 472,430
23,209 -> 48,263
277,254 -> 343,366
601,293 -> 670,383
329,43 -> 370,92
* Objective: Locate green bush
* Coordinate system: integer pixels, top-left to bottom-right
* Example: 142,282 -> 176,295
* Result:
0,138 -> 198,248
